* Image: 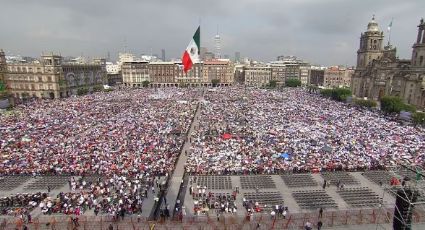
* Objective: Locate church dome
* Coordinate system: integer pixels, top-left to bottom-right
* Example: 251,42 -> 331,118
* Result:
367,16 -> 380,32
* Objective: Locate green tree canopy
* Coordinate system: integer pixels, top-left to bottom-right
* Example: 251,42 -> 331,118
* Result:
0,81 -> 5,91
77,87 -> 89,96
320,88 -> 352,102
93,85 -> 103,92
268,80 -> 278,88
412,112 -> 425,126
331,88 -> 352,102
212,79 -> 220,87
353,98 -> 377,108
142,80 -> 150,87
380,96 -> 416,113
285,78 -> 301,87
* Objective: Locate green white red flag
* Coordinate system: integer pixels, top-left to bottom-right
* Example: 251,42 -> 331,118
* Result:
182,26 -> 200,73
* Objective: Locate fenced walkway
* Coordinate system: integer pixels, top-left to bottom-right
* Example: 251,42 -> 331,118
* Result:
2,208 -> 425,230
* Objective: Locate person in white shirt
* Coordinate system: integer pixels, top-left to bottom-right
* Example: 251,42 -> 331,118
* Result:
270,210 -> 275,219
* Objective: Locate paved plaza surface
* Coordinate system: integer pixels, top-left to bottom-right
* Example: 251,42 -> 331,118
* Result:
182,172 -> 397,217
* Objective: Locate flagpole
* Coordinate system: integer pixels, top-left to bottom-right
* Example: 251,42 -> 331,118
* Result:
388,18 -> 393,46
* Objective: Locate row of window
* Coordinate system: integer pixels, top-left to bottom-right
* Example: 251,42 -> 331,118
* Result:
6,75 -> 54,82
9,83 -> 53,90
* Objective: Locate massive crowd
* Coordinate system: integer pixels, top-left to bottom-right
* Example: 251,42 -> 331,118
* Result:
185,87 -> 425,175
1,88 -> 199,176
0,88 -> 199,216
1,86 -> 424,218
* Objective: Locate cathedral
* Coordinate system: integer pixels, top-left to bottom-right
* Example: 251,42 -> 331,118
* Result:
351,17 -> 425,110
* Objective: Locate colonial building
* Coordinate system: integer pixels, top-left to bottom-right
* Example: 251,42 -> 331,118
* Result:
269,57 -> 311,85
62,58 -> 106,96
234,64 -> 245,84
299,65 -> 310,85
148,62 -> 179,87
121,61 -> 149,87
269,62 -> 286,83
175,62 -> 203,86
351,17 -> 425,109
324,66 -> 354,88
244,66 -> 272,87
309,66 -> 325,86
4,53 -> 106,99
107,73 -> 122,86
202,60 -> 234,85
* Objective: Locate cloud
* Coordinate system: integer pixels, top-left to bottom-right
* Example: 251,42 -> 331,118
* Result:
0,0 -> 424,65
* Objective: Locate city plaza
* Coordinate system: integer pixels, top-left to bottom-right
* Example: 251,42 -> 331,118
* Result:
0,86 -> 425,229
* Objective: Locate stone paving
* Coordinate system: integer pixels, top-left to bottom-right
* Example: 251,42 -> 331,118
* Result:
165,92 -> 203,216
182,172 -> 397,217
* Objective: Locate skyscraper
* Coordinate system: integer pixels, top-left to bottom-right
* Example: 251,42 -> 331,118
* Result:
161,49 -> 166,61
214,26 -> 221,59
235,52 -> 241,63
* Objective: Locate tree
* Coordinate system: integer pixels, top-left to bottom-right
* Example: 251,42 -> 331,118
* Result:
320,89 -> 333,98
285,78 -> 301,87
320,88 -> 352,102
211,79 -> 220,87
77,87 -> 89,96
402,104 -> 416,113
93,85 -> 103,92
412,112 -> 425,126
142,80 -> 150,87
268,80 -> 278,88
380,96 -> 416,114
0,81 -> 5,91
331,88 -> 352,102
353,98 -> 377,108
0,81 -> 7,100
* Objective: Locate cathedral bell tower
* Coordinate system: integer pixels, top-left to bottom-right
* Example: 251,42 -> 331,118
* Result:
0,49 -> 6,85
356,16 -> 384,69
412,18 -> 425,67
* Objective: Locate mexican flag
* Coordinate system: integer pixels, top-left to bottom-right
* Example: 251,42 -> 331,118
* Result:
182,26 -> 200,73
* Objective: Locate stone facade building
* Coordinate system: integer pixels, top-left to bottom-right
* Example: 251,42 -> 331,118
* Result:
324,66 -> 354,88
351,17 -> 425,109
175,63 -> 203,86
269,58 -> 311,85
234,64 -> 245,84
3,53 -> 106,99
148,62 -> 179,87
309,66 -> 325,86
244,66 -> 272,87
122,61 -> 150,87
62,58 -> 106,96
202,60 -> 234,85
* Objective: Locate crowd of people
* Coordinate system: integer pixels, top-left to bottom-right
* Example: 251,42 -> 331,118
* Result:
1,86 -> 424,220
0,88 -> 200,216
39,173 -> 159,217
189,184 -> 238,215
0,192 -> 45,217
185,87 -> 425,175
1,88 -> 199,177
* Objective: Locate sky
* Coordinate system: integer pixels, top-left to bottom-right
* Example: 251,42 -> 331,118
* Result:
0,0 -> 424,66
